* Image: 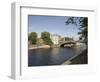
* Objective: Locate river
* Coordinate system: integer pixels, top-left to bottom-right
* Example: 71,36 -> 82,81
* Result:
28,44 -> 86,66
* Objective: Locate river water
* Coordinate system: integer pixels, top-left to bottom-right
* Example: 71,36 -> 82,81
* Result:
28,44 -> 86,66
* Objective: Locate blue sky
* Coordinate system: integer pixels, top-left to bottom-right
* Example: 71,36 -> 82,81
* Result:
28,15 -> 80,40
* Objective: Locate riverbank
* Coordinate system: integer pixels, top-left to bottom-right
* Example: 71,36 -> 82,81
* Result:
29,44 -> 61,50
62,49 -> 87,65
28,45 -> 51,50
70,49 -> 87,64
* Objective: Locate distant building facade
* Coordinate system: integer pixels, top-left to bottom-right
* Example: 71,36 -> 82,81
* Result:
62,37 -> 74,42
50,34 -> 61,44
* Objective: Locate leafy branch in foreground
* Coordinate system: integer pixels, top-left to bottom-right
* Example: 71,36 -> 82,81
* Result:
65,17 -> 88,45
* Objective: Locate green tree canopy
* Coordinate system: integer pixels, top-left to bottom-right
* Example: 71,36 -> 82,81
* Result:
28,32 -> 37,44
41,32 -> 53,45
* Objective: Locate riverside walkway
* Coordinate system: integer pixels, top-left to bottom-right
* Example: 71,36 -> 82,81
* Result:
29,45 -> 50,50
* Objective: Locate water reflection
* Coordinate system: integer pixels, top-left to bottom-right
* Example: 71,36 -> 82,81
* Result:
28,46 -> 85,66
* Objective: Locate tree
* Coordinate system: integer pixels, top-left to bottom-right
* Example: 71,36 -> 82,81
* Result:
28,32 -> 37,44
65,17 -> 88,45
41,32 -> 53,45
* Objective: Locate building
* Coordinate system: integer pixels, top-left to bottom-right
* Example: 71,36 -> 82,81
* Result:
62,37 -> 74,42
50,34 -> 61,44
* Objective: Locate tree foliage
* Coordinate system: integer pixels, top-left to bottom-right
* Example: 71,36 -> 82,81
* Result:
41,32 -> 53,45
65,17 -> 88,45
28,32 -> 37,44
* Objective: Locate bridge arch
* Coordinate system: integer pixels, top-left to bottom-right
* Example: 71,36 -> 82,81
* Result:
60,41 -> 76,47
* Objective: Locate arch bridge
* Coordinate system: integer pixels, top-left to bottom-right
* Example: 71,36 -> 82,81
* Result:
60,41 -> 76,47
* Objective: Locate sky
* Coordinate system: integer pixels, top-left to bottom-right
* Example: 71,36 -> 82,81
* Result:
28,15 -> 80,40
